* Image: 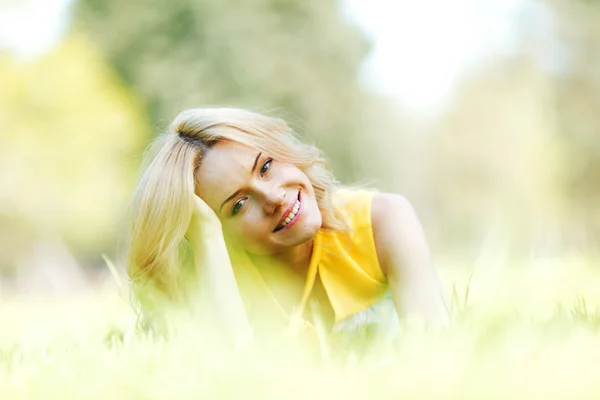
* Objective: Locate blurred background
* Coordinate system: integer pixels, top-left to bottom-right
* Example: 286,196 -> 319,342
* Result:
0,0 -> 598,295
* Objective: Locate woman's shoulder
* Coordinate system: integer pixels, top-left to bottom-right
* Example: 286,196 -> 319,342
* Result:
370,192 -> 425,277
333,189 -> 419,275
332,187 -> 414,228
370,192 -> 416,234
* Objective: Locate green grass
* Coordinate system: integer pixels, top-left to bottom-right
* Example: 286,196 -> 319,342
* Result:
2,254 -> 600,399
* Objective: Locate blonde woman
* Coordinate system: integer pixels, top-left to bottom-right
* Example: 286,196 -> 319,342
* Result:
126,107 -> 448,346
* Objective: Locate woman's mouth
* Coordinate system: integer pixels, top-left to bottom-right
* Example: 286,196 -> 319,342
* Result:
273,191 -> 302,233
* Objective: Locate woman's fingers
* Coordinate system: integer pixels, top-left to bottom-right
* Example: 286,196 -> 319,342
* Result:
186,195 -> 223,248
191,194 -> 219,222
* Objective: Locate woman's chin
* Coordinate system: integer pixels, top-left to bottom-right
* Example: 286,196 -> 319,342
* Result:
233,205 -> 322,256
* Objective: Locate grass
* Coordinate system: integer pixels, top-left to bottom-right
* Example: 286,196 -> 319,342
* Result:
2,253 -> 600,399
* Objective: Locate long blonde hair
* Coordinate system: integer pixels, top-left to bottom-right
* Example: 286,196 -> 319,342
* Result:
125,107 -> 347,309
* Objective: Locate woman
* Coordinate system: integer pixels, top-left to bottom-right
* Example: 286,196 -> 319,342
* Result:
125,107 -> 448,346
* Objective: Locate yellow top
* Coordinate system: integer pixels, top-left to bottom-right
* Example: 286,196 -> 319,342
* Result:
230,188 -> 389,335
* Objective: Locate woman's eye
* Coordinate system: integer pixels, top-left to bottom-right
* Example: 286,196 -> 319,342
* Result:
231,198 -> 246,216
260,159 -> 272,177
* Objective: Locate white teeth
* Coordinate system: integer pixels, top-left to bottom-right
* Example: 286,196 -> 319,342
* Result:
277,200 -> 301,230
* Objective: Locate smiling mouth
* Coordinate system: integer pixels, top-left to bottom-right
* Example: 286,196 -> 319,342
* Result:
273,191 -> 302,233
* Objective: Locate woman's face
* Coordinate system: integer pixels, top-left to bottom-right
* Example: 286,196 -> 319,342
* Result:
196,140 -> 322,255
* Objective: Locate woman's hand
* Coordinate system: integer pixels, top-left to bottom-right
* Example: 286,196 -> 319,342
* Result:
187,194 -> 253,345
186,194 -> 223,249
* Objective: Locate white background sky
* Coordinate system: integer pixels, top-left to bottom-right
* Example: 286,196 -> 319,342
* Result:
0,0 -> 533,114
343,0 -> 537,114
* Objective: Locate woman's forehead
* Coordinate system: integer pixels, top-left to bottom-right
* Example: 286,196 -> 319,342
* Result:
203,141 -> 257,172
196,141 -> 259,205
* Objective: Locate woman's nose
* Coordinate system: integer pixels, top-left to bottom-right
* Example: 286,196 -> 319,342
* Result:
262,188 -> 285,215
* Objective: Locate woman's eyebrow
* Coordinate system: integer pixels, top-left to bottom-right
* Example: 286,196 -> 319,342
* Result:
220,190 -> 241,212
219,152 -> 262,212
251,152 -> 262,172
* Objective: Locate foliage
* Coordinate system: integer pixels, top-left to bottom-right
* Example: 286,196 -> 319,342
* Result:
0,34 -> 148,266
422,0 -> 600,254
543,0 -> 600,235
2,255 -> 600,398
72,0 -> 377,180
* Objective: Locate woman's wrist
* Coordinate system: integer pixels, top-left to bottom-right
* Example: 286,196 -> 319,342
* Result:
187,221 -> 225,249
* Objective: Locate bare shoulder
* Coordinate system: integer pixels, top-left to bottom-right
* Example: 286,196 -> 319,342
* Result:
370,192 -> 430,277
371,193 -> 419,238
371,192 -> 414,221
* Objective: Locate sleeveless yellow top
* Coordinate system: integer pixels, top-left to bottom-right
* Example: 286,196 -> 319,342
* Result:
230,189 -> 389,335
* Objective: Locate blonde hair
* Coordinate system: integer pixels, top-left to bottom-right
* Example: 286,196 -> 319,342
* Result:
125,107 -> 347,309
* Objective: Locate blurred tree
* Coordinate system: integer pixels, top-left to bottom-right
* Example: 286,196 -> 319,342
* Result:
426,0 -> 600,256
541,0 -> 600,246
0,34 -> 148,273
72,0 -> 377,181
429,58 -> 561,256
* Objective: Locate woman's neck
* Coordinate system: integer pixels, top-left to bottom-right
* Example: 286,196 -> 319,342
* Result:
250,239 -> 314,276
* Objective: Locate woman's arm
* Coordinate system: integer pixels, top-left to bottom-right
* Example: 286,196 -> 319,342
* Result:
371,193 -> 449,325
187,195 -> 253,345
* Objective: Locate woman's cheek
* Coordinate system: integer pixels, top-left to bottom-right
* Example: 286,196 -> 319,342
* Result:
224,215 -> 261,243
228,226 -> 270,254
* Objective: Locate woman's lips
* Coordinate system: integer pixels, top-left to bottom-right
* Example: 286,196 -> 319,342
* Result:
273,191 -> 302,233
